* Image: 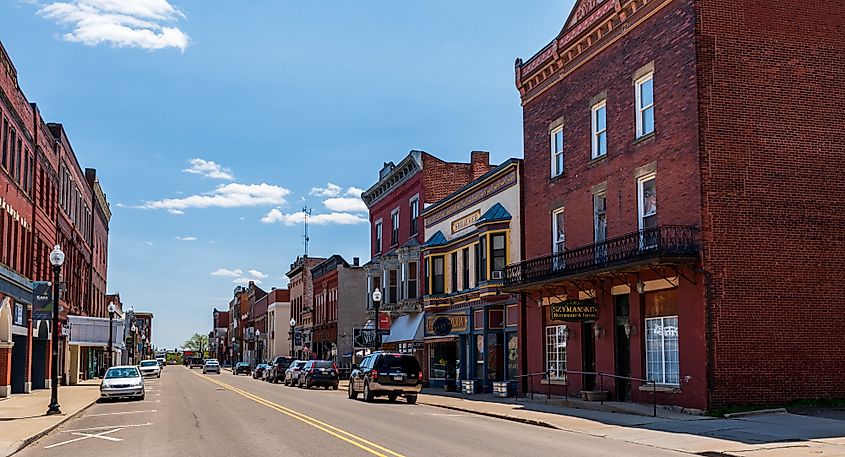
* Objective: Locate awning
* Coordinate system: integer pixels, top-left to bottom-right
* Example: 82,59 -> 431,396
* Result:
381,313 -> 423,344
68,315 -> 126,349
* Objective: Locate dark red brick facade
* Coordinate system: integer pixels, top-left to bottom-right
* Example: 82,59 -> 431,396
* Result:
513,0 -> 845,410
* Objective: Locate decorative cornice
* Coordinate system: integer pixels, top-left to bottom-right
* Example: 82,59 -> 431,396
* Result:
515,0 -> 672,105
361,151 -> 423,207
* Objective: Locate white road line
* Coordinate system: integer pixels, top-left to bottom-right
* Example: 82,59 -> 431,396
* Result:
85,410 -> 157,417
45,428 -> 122,449
63,423 -> 152,433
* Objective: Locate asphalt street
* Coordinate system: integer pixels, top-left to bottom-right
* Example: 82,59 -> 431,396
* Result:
18,366 -> 690,457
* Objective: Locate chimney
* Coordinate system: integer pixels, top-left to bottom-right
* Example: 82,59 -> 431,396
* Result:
353,257 -> 360,266
471,151 -> 491,179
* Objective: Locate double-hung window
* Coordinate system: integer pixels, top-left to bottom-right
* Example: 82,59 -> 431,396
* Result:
450,253 -> 458,293
409,198 -> 419,236
432,256 -> 445,295
637,174 -> 658,249
374,221 -> 383,253
462,248 -> 470,290
550,126 -> 564,177
546,325 -> 567,380
645,316 -> 679,385
491,233 -> 506,274
388,270 -> 398,304
407,262 -> 418,299
552,208 -> 565,269
635,73 -> 655,138
477,236 -> 488,282
591,101 -> 607,159
594,193 -> 607,263
391,209 -> 400,246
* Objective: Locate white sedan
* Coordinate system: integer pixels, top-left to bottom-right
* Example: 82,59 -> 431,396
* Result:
203,359 -> 221,374
100,366 -> 145,401
139,360 -> 161,378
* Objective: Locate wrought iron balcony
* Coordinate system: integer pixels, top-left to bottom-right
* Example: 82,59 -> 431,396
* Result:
504,225 -> 699,289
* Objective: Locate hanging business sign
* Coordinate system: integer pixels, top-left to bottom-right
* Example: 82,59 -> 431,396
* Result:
32,281 -> 52,321
378,312 -> 391,335
353,328 -> 377,348
550,299 -> 598,321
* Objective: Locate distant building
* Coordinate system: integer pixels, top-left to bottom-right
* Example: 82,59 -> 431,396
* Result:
286,256 -> 325,360
265,289 -> 291,360
309,256 -> 366,365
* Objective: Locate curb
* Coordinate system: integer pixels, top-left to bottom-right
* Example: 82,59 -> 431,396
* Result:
723,408 -> 788,419
419,401 -> 560,430
7,397 -> 99,457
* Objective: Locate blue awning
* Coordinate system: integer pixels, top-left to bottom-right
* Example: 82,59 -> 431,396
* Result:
381,313 -> 424,344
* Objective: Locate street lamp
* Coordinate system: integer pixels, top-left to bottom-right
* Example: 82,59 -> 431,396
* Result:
107,302 -> 116,369
141,333 -> 146,359
231,336 -> 237,363
47,244 -> 65,416
256,330 -> 262,364
289,318 -> 296,357
372,288 -> 382,351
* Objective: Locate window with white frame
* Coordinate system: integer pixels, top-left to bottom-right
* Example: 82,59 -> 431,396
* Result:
409,197 -> 419,236
591,100 -> 607,159
375,221 -> 383,253
391,209 -> 400,246
645,316 -> 679,385
550,126 -> 564,177
546,325 -> 567,380
637,173 -> 658,249
552,208 -> 565,254
635,73 -> 655,138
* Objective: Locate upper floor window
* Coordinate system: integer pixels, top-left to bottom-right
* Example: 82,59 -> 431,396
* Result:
638,174 -> 657,230
391,209 -> 400,246
0,118 -> 8,170
374,221 -> 383,253
450,252 -> 458,293
409,198 -> 419,236
550,126 -> 564,177
407,261 -> 418,299
477,236 -> 488,282
431,256 -> 445,295
635,73 -> 655,138
591,101 -> 607,159
462,248 -> 470,290
491,233 -> 507,274
552,208 -> 565,254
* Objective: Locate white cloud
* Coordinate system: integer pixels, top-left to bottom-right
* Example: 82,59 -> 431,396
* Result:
248,269 -> 268,280
145,241 -> 154,246
183,158 -> 235,180
310,183 -> 342,197
323,197 -> 367,213
233,277 -> 261,286
168,209 -> 185,215
345,186 -> 364,197
211,268 -> 242,277
175,236 -> 197,241
261,209 -> 367,226
141,183 -> 290,213
38,0 -> 190,51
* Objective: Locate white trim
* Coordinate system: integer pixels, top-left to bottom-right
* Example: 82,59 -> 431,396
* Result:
374,219 -> 383,253
550,125 -> 564,177
552,207 -> 565,255
591,100 -> 607,159
635,73 -> 655,138
637,172 -> 657,231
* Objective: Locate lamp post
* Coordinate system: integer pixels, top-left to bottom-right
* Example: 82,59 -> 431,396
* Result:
107,302 -> 116,369
130,323 -> 137,365
289,318 -> 296,357
141,333 -> 146,360
255,330 -> 262,364
231,337 -> 237,363
47,244 -> 65,416
372,288 -> 382,351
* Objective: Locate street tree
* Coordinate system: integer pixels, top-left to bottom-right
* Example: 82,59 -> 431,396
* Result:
184,333 -> 210,358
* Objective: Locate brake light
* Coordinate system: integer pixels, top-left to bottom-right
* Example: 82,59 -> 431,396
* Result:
418,371 -> 423,381
332,363 -> 337,371
371,371 -> 379,380
309,368 -> 315,374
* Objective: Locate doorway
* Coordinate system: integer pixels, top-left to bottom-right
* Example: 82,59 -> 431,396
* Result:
31,339 -> 47,389
614,295 -> 632,401
11,334 -> 27,393
582,322 -> 596,391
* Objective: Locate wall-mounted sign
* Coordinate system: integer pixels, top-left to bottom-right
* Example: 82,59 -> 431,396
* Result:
426,314 -> 468,335
32,281 -> 52,321
451,210 -> 481,234
353,328 -> 377,348
13,302 -> 24,326
378,312 -> 391,334
550,299 -> 598,322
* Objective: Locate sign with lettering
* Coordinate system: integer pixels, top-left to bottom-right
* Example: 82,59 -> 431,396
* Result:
378,312 -> 391,333
13,302 -> 24,326
561,0 -> 616,47
353,328 -> 377,349
451,210 -> 481,234
550,299 -> 598,321
426,314 -> 468,336
425,169 -> 518,227
32,281 -> 52,321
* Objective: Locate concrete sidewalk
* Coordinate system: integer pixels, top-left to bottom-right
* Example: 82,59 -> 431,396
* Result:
416,390 -> 845,456
0,381 -> 100,456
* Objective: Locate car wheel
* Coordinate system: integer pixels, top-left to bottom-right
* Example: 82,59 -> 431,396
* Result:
305,379 -> 311,389
333,383 -> 339,390
363,382 -> 374,402
348,382 -> 358,399
388,393 -> 397,402
139,394 -> 146,401
157,374 -> 161,378
406,395 -> 418,405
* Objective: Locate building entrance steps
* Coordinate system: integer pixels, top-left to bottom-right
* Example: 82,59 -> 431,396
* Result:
0,380 -> 100,456
416,388 -> 845,457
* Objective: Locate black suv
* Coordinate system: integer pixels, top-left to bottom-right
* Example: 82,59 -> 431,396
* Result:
268,356 -> 295,383
348,352 -> 422,404
299,360 -> 339,389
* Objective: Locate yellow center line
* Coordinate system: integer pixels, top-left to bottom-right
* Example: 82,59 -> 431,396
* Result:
191,371 -> 406,457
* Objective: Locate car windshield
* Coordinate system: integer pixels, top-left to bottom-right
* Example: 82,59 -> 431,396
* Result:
378,355 -> 421,373
105,367 -> 140,379
205,361 -> 218,365
140,361 -> 158,367
296,361 -> 307,368
312,361 -> 334,368
237,362 -> 249,366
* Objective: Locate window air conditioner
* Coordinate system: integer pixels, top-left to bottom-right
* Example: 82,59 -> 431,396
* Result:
491,270 -> 504,280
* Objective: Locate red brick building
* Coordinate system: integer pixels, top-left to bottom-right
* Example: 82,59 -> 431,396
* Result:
507,0 -> 845,411
361,150 -> 492,370
0,41 -> 111,397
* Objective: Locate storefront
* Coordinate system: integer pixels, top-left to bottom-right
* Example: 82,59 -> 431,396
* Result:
424,312 -> 467,389
67,315 -> 125,384
381,313 -> 424,366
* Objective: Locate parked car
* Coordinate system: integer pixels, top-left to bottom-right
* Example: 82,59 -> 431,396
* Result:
189,357 -> 204,369
267,356 -> 295,383
203,359 -> 221,374
348,352 -> 422,404
233,362 -> 251,375
156,358 -> 166,368
299,360 -> 339,390
100,365 -> 145,401
168,360 -> 177,365
252,363 -> 270,379
283,360 -> 306,386
138,359 -> 161,378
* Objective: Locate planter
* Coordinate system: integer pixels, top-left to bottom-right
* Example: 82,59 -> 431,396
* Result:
461,380 -> 480,394
493,381 -> 516,398
581,390 -> 609,402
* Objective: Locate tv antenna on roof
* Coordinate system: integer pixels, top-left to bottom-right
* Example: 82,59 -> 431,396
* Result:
303,206 -> 312,257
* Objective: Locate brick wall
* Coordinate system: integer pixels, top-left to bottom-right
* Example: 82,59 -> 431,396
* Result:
422,152 -> 492,204
697,0 -> 845,407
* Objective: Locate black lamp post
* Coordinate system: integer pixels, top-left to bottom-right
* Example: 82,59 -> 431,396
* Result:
289,318 -> 296,357
256,330 -> 262,364
107,302 -> 116,368
47,244 -> 65,416
372,288 -> 382,351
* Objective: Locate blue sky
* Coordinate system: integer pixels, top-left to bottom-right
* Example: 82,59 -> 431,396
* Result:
1,0 -> 574,349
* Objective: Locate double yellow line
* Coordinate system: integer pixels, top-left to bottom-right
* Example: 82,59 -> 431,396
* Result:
192,371 -> 405,457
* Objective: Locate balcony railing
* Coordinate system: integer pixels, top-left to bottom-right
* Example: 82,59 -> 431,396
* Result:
504,225 -> 699,288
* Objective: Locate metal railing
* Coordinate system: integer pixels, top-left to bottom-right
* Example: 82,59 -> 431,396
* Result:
504,225 -> 699,288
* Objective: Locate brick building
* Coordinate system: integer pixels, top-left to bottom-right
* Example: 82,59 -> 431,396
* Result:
0,41 -> 111,397
360,150 -> 492,368
506,0 -> 845,411
309,255 -> 366,365
286,256 -> 325,360
211,308 -> 229,363
265,289 -> 291,361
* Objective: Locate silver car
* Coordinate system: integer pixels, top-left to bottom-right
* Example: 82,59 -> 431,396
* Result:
100,366 -> 145,401
284,360 -> 307,386
203,359 -> 221,374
